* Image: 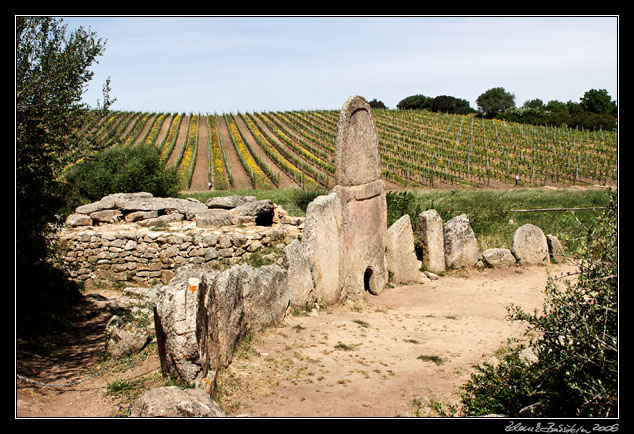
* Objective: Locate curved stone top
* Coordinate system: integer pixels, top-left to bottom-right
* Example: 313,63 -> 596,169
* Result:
335,95 -> 381,187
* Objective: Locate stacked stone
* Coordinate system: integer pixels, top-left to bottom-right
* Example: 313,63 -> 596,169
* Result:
60,220 -> 300,286
59,192 -> 304,286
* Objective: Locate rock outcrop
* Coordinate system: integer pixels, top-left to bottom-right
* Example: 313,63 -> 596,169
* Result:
130,386 -> 226,417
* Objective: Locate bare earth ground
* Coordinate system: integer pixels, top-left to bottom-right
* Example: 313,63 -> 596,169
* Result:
16,262 -> 576,419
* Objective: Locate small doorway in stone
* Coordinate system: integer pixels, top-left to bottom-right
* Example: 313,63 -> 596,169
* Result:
364,266 -> 376,294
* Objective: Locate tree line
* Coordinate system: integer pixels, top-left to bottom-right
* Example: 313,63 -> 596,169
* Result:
370,86 -> 617,131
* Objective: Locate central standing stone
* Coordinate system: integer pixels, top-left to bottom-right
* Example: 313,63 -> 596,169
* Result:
284,96 -> 389,307
335,96 -> 382,186
334,96 -> 388,297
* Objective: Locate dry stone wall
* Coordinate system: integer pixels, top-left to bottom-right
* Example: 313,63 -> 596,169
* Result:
59,193 -> 303,287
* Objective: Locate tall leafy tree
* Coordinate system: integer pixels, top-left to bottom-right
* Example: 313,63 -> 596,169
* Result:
580,88 -> 617,116
16,17 -> 109,318
397,94 -> 433,110
476,87 -> 515,118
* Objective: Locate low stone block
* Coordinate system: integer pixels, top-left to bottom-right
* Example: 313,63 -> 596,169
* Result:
482,248 -> 516,268
66,213 -> 92,227
90,209 -> 122,224
206,195 -> 256,209
195,209 -> 238,228
130,386 -> 225,418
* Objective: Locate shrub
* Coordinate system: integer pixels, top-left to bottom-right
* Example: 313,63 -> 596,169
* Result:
461,349 -> 541,416
64,144 -> 181,213
459,191 -> 618,417
386,191 -> 421,230
292,188 -> 328,213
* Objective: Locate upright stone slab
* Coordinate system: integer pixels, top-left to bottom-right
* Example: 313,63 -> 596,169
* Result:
334,96 -> 388,297
298,192 -> 342,305
444,214 -> 480,269
335,96 -> 382,187
385,214 -> 423,284
546,234 -> 565,263
418,209 -> 446,273
512,224 -> 550,265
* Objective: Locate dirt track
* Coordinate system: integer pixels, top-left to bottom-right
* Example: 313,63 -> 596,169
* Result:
16,262 -> 575,418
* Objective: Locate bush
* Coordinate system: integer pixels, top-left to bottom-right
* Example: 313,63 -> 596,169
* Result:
461,349 -> 541,417
459,191 -> 618,417
292,188 -> 328,213
64,144 -> 181,213
386,191 -> 421,230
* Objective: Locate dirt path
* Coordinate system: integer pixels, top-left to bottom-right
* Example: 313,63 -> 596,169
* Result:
16,263 -> 575,418
214,264 -> 574,417
16,292 -> 163,417
188,115 -> 211,191
166,115 -> 190,168
234,114 -> 300,189
132,114 -> 157,146
216,115 -> 254,190
151,114 -> 172,149
252,114 -> 332,188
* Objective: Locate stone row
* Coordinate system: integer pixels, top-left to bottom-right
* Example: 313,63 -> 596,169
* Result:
418,210 -> 565,273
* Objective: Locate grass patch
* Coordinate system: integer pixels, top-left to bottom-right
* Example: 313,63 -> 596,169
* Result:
234,331 -> 260,360
387,188 -> 613,256
352,319 -> 370,328
334,342 -> 360,352
183,188 -> 325,217
246,245 -> 283,268
417,354 -> 445,365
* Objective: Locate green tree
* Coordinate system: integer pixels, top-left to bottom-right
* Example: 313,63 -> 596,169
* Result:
580,88 -> 617,116
368,98 -> 387,109
545,99 -> 568,114
16,17 -> 108,324
430,95 -> 473,115
397,94 -> 433,110
522,98 -> 545,110
476,87 -> 515,118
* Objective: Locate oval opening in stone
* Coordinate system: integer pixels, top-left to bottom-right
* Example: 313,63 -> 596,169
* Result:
363,266 -> 375,294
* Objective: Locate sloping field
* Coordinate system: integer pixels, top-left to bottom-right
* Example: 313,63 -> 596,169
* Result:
67,109 -> 618,192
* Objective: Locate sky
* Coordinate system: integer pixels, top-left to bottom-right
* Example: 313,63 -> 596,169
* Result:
58,15 -> 618,114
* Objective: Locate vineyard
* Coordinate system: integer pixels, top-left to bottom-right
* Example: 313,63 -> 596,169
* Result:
64,108 -> 618,192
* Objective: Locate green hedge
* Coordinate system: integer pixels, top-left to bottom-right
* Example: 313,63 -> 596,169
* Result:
63,144 -> 181,214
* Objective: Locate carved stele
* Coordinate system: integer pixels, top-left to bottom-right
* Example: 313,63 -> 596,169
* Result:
334,96 -> 388,297
335,96 -> 382,187
284,96 -> 390,306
